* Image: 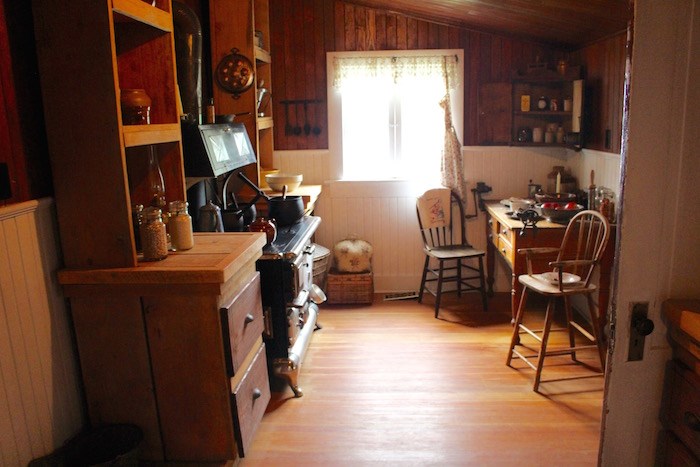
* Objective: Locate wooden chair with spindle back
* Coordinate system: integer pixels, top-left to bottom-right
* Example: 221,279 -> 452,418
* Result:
416,188 -> 488,318
506,209 -> 610,392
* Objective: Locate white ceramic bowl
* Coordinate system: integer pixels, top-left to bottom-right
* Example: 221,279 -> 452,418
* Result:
265,173 -> 303,192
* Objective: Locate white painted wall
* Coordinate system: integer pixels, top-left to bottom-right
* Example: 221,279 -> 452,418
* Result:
274,145 -> 622,293
0,199 -> 84,466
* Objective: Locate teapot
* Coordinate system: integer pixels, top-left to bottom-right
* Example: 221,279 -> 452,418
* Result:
197,200 -> 224,232
248,217 -> 277,244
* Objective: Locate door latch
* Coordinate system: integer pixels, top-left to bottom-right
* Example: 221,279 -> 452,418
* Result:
628,302 -> 654,361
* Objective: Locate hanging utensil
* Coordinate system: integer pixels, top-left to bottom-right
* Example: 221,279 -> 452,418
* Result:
284,102 -> 292,136
293,102 -> 302,136
303,101 -> 311,136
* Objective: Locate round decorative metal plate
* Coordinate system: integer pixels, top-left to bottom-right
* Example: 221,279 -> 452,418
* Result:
215,48 -> 254,97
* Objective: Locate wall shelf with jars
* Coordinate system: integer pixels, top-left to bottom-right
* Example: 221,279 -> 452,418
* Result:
32,0 -> 187,269
511,68 -> 584,149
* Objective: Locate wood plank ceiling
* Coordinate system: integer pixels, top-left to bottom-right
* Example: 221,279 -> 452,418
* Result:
344,0 -> 631,49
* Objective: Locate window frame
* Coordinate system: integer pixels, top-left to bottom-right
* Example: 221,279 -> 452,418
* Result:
326,49 -> 465,181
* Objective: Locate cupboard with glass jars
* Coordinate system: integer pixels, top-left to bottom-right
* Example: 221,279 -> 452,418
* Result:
32,1 -> 271,463
511,71 -> 584,149
32,0 -> 186,269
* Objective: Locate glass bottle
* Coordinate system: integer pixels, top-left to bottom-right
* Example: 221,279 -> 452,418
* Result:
147,145 -> 166,209
141,208 -> 168,261
131,203 -> 144,253
168,200 -> 194,251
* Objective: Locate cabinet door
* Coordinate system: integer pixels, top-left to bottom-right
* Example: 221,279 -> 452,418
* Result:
478,82 -> 512,144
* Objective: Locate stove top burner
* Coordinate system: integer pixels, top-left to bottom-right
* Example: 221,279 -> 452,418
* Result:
260,216 -> 321,261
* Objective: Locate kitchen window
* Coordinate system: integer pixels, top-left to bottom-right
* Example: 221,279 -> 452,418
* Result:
327,50 -> 464,184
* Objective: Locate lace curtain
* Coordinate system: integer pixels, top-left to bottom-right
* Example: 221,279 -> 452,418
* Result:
332,54 -> 460,89
333,54 -> 466,201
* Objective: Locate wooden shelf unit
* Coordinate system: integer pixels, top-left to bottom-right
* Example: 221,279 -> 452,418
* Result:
511,75 -> 584,149
210,0 -> 274,187
32,0 -> 186,269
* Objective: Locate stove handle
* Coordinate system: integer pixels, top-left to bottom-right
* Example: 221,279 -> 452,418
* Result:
290,289 -> 310,308
303,244 -> 316,256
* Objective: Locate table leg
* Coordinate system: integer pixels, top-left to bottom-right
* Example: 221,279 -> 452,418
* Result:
485,218 -> 495,297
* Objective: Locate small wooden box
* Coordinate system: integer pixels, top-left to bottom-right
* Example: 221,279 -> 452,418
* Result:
326,269 -> 374,305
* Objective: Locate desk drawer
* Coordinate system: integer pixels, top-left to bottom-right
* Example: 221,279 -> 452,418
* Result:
666,363 -> 700,458
221,273 -> 264,375
497,235 -> 514,266
231,343 -> 270,457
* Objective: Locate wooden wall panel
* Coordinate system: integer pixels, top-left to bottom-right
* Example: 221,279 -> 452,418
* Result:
270,0 -> 563,151
567,32 -> 627,153
0,0 -> 52,207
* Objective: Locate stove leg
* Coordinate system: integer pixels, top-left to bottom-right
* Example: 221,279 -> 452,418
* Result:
273,359 -> 303,397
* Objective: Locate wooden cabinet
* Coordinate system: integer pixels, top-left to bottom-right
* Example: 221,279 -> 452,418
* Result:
209,0 -> 273,188
661,300 -> 700,465
32,0 -> 186,269
510,75 -> 584,149
59,233 -> 270,463
477,70 -> 584,149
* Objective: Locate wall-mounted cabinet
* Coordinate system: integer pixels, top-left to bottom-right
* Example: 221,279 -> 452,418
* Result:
511,75 -> 584,149
478,72 -> 584,150
210,0 -> 273,188
32,0 -> 186,269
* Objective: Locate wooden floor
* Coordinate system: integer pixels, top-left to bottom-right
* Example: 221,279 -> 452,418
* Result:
242,292 -> 604,466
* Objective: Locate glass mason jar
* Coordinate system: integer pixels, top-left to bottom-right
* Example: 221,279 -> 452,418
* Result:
141,208 -> 168,261
168,200 -> 194,251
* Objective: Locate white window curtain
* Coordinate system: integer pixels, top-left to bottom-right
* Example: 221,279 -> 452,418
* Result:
331,53 -> 465,198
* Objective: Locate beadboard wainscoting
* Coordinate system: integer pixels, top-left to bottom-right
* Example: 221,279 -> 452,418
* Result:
0,199 -> 83,466
273,147 -> 621,293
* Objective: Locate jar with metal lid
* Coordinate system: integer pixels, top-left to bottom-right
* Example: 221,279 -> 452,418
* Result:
141,208 -> 168,261
168,200 -> 194,251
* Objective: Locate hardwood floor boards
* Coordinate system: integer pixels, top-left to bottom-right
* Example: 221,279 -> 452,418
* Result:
242,293 -> 604,466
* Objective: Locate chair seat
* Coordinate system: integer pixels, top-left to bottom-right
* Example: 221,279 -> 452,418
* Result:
519,273 -> 598,296
425,245 -> 485,260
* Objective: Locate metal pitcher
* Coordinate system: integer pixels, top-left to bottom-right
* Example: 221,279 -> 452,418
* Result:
197,200 -> 224,232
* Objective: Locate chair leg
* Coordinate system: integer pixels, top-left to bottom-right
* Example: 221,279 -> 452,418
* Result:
587,293 -> 607,370
418,255 -> 429,304
456,258 -> 462,297
434,260 -> 445,319
533,297 -> 556,392
478,256 -> 488,312
506,286 -> 529,367
563,296 -> 577,362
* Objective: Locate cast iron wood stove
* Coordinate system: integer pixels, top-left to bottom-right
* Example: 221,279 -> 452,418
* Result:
256,216 -> 323,397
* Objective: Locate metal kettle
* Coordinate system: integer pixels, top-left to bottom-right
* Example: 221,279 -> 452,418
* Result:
197,200 -> 224,232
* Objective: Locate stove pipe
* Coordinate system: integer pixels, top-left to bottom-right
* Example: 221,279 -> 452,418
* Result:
173,0 -> 202,124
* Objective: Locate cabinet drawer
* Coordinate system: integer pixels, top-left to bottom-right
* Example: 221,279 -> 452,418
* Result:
231,343 -> 270,457
497,235 -> 514,266
221,273 -> 264,375
666,364 -> 700,458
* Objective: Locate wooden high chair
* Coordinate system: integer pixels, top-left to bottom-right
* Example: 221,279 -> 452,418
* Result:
506,210 -> 610,391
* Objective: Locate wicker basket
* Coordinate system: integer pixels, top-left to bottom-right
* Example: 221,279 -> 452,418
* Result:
326,269 -> 374,305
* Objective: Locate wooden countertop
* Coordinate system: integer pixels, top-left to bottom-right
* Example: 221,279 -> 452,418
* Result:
664,300 -> 700,376
58,232 -> 267,285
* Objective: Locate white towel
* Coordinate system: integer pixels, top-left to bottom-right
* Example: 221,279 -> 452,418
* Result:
417,188 -> 451,229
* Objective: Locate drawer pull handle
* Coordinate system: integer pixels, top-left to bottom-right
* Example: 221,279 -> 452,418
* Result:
501,248 -> 506,253
252,388 -> 262,400
245,313 -> 255,324
683,411 -> 700,431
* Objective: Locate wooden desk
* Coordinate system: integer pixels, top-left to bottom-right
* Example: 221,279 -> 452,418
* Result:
484,201 -> 615,323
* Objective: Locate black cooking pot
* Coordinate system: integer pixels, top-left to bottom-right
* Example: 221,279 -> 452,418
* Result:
268,194 -> 304,226
238,172 -> 305,226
